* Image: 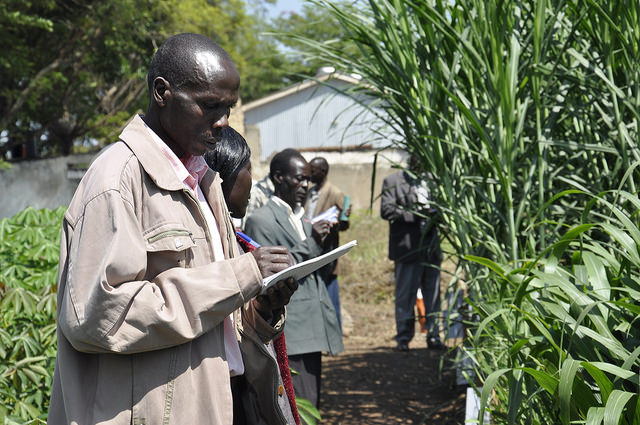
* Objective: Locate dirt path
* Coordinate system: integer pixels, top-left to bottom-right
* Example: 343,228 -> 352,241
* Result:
317,288 -> 467,424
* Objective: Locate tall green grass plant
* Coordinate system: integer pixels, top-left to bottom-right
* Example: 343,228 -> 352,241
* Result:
285,0 -> 640,422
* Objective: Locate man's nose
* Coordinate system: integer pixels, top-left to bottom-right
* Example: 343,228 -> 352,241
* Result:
300,179 -> 309,188
213,113 -> 229,129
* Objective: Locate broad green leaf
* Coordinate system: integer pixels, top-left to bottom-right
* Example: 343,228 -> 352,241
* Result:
581,362 -> 613,404
586,406 -> 605,425
465,255 -> 507,280
558,359 -> 580,425
582,251 -> 610,301
603,390 -> 633,425
600,223 -> 640,264
509,338 -> 529,357
296,397 -> 321,425
521,367 -> 559,395
480,369 -> 511,424
586,363 -> 638,384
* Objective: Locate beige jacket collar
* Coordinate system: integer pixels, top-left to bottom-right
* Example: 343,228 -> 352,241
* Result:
118,114 -> 187,192
118,114 -> 237,257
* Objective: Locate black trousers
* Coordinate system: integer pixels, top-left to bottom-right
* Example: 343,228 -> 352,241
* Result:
288,352 -> 322,408
231,375 -> 247,425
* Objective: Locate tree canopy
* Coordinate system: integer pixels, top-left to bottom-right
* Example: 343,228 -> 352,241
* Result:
267,1 -> 364,84
0,0 -> 297,159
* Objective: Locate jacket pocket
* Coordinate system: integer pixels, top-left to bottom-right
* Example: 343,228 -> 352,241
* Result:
144,224 -> 196,271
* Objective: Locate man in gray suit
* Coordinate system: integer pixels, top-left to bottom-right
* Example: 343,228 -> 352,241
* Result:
244,148 -> 343,408
381,161 -> 445,352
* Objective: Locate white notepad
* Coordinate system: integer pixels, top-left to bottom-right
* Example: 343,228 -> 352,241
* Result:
311,205 -> 339,224
261,240 -> 358,293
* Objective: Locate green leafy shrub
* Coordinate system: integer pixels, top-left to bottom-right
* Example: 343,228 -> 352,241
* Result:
467,190 -> 640,423
0,207 -> 64,423
296,397 -> 322,425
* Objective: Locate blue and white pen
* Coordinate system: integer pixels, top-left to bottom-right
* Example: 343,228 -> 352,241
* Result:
236,230 -> 261,249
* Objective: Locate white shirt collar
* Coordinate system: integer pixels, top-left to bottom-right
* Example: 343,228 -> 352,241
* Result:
271,196 -> 307,240
272,196 -> 305,218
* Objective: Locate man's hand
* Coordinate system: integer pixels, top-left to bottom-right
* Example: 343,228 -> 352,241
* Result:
311,219 -> 332,244
250,246 -> 294,278
253,277 -> 299,314
339,205 -> 352,231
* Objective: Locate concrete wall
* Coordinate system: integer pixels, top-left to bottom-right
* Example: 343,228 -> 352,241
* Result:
0,148 -> 406,220
0,154 -> 95,219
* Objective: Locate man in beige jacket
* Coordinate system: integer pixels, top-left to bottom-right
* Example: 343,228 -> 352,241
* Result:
48,33 -> 298,425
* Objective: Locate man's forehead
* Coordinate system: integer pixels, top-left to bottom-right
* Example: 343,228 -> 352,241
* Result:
195,89 -> 238,103
190,50 -> 239,92
193,51 -> 227,75
289,157 -> 309,174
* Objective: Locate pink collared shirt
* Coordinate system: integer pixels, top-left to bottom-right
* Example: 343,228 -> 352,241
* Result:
145,124 -> 244,377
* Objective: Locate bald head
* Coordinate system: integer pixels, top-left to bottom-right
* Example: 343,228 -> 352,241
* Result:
147,33 -> 236,92
270,149 -> 311,209
310,156 -> 329,185
143,33 -> 240,158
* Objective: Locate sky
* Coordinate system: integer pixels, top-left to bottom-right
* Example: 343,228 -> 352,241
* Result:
266,0 -> 304,18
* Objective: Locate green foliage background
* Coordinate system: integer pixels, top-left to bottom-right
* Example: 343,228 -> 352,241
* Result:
0,0 -> 305,158
0,207 -> 63,423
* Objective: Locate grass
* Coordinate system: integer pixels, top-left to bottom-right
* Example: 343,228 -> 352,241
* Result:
337,209 -> 395,304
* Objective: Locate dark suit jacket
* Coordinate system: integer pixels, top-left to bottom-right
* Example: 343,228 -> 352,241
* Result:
244,199 -> 344,356
304,180 -> 347,281
380,171 -> 441,265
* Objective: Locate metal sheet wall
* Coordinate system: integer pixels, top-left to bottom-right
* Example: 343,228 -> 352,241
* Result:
244,80 -> 389,161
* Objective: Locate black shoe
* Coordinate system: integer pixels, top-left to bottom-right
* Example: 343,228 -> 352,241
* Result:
395,342 -> 409,352
427,337 -> 446,350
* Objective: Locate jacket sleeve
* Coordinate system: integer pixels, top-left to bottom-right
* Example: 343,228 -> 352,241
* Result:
242,301 -> 285,344
58,188 -> 263,354
380,175 -> 417,223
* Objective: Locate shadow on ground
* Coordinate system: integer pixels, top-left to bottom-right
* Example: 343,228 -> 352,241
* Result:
320,346 -> 466,424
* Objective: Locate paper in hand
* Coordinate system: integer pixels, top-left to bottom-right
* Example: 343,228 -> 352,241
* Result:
261,240 -> 357,294
311,205 -> 339,224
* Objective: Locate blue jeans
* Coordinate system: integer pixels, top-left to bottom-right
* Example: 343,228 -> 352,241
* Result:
326,277 -> 342,332
394,261 -> 441,344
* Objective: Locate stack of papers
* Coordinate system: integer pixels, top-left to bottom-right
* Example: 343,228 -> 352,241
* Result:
311,206 -> 339,224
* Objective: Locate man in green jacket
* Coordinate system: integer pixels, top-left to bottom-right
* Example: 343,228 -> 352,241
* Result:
244,149 -> 344,408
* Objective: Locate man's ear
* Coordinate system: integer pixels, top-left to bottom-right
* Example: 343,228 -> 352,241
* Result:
152,77 -> 171,107
271,171 -> 283,186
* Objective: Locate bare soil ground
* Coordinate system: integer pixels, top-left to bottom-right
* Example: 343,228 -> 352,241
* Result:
317,212 -> 467,424
318,288 -> 466,425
